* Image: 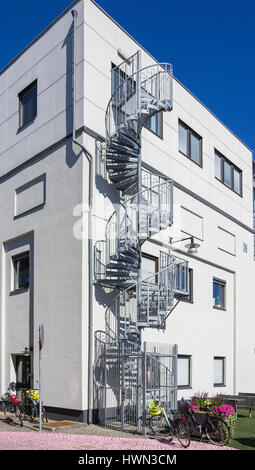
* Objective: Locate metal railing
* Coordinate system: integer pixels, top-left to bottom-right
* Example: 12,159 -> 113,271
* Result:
106,53 -> 173,140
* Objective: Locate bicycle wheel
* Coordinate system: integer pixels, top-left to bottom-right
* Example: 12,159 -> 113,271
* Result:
42,406 -> 48,423
4,402 -> 23,426
15,404 -> 24,427
3,403 -> 15,424
149,414 -> 172,436
205,416 -> 230,446
174,418 -> 190,448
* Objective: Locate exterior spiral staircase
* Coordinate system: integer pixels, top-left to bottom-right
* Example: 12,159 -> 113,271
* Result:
94,51 -> 189,430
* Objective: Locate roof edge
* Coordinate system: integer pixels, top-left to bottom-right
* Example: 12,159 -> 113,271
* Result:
0,0 -> 253,154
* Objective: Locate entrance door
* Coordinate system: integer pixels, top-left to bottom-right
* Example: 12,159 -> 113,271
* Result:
14,355 -> 31,399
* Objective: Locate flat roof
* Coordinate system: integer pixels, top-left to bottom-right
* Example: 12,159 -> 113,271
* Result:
0,0 -> 253,154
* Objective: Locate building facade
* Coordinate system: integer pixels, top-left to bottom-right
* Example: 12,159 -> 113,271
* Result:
0,0 -> 254,423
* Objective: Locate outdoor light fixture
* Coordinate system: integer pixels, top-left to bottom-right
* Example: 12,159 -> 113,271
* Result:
169,236 -> 200,255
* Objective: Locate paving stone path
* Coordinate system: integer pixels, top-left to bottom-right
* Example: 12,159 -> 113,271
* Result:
0,431 -> 235,450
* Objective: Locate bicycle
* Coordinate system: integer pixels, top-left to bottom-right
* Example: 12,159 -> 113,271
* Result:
20,389 -> 48,424
179,399 -> 231,446
147,398 -> 191,448
1,383 -> 24,427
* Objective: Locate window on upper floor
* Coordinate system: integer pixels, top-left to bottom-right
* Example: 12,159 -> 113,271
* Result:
213,278 -> 226,310
144,112 -> 163,139
19,80 -> 37,129
12,252 -> 30,292
178,119 -> 202,167
181,268 -> 193,303
214,150 -> 242,196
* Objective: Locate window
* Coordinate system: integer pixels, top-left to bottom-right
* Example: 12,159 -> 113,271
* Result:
19,80 -> 37,128
213,278 -> 226,310
12,252 -> 29,291
214,150 -> 242,196
145,112 -> 163,139
178,120 -> 202,166
141,253 -> 158,283
178,355 -> 191,389
214,357 -> 225,386
181,269 -> 193,302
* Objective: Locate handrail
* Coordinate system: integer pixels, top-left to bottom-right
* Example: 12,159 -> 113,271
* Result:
105,62 -> 173,141
105,177 -> 173,240
105,256 -> 176,318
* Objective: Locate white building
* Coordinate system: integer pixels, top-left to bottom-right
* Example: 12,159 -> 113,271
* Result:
0,0 -> 254,424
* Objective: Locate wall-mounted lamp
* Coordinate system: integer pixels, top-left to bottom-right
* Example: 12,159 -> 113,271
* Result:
169,236 -> 200,255
24,347 -> 33,356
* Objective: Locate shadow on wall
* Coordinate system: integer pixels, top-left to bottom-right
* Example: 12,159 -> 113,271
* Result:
62,23 -> 73,141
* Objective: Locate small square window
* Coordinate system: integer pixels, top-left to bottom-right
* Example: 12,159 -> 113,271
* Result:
214,356 -> 225,386
13,252 -> 30,291
213,278 -> 226,310
19,81 -> 37,129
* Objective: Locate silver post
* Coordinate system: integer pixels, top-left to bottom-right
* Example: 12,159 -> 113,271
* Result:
39,326 -> 42,431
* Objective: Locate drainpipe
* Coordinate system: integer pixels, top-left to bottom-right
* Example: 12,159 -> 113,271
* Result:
71,9 -> 94,424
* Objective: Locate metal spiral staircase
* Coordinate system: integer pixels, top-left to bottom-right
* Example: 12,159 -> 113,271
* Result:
94,51 -> 189,430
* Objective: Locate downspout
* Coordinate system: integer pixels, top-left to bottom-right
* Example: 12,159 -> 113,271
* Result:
71,9 -> 94,424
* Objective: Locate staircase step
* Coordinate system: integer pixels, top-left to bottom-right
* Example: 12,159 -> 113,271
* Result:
110,170 -> 137,181
114,133 -> 139,149
116,177 -> 137,190
108,142 -> 139,157
107,163 -> 137,170
106,154 -> 138,163
107,262 -> 139,271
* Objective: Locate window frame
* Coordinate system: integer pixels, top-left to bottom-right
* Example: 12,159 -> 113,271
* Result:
141,253 -> 159,283
144,111 -> 163,139
12,251 -> 30,293
18,80 -> 37,130
177,355 -> 192,389
213,277 -> 226,311
214,149 -> 242,197
213,356 -> 226,387
181,268 -> 193,303
178,119 -> 203,167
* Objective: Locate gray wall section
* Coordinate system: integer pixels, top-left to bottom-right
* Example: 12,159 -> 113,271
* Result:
0,140 -> 85,412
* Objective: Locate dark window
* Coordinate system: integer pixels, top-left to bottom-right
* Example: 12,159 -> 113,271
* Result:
178,355 -> 192,389
181,269 -> 193,303
213,278 -> 226,310
144,112 -> 163,139
15,355 -> 31,390
214,356 -> 225,386
13,252 -> 30,291
178,120 -> 202,166
19,80 -> 37,128
214,150 -> 242,196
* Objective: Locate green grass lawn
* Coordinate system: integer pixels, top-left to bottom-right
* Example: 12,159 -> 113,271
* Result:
227,408 -> 255,450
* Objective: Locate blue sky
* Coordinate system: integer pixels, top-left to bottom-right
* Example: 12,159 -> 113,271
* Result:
1,0 -> 254,151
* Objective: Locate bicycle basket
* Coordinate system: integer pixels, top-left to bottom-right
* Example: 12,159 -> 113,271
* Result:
26,389 -> 39,401
149,400 -> 162,416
